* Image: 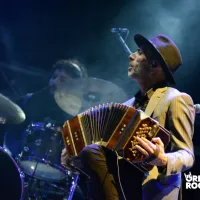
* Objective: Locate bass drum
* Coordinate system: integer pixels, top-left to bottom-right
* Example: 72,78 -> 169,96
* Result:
0,146 -> 24,200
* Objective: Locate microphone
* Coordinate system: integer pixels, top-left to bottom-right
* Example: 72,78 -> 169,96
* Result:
111,28 -> 128,33
194,104 -> 200,114
111,27 -> 132,55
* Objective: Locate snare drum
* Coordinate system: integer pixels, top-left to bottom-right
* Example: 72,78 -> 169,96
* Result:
24,170 -> 84,200
18,122 -> 66,182
0,146 -> 24,200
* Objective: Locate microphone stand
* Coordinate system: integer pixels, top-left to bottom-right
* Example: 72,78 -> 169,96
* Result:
113,30 -> 132,55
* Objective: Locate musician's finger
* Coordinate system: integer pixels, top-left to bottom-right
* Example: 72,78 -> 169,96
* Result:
136,137 -> 154,154
61,162 -> 70,170
134,145 -> 149,156
61,157 -> 66,165
141,137 -> 156,149
61,156 -> 70,167
61,148 -> 66,153
61,161 -> 66,166
151,137 -> 164,147
61,154 -> 69,161
61,148 -> 67,155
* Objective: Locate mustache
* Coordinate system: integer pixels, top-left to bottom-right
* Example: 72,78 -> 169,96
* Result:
131,65 -> 140,74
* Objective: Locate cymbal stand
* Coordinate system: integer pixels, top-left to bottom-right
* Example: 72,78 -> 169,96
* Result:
27,162 -> 42,199
66,172 -> 79,200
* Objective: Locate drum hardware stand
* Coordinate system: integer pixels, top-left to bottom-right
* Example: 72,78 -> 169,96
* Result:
30,160 -> 39,177
26,177 -> 48,200
68,158 -> 90,180
43,149 -> 52,164
43,181 -> 68,197
39,181 -> 51,199
26,162 -> 43,199
66,172 -> 79,200
65,161 -> 91,200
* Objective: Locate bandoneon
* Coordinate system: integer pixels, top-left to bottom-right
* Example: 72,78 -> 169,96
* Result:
62,103 -> 170,171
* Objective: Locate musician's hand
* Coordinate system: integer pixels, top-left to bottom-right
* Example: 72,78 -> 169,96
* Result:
134,137 -> 168,167
61,148 -> 72,170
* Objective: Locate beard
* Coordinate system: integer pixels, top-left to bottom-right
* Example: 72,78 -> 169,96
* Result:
128,64 -> 141,78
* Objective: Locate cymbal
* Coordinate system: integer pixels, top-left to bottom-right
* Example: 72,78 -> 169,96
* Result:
54,77 -> 128,116
0,93 -> 26,124
0,62 -> 48,77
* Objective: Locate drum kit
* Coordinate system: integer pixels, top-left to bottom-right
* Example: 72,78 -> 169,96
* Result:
0,77 -> 128,200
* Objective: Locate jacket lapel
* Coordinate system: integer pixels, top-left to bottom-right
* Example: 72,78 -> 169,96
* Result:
145,87 -> 168,117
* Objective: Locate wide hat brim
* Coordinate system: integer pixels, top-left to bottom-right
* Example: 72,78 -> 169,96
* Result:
134,34 -> 176,85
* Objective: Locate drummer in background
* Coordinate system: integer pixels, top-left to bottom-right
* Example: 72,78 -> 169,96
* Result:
3,59 -> 88,157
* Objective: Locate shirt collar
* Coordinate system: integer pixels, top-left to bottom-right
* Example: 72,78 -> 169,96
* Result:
135,81 -> 168,101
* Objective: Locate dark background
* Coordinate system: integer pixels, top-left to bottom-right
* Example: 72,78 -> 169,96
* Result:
0,0 -> 200,198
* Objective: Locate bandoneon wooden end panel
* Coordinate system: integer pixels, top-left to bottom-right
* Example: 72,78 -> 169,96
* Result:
115,113 -> 170,163
62,115 -> 87,156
